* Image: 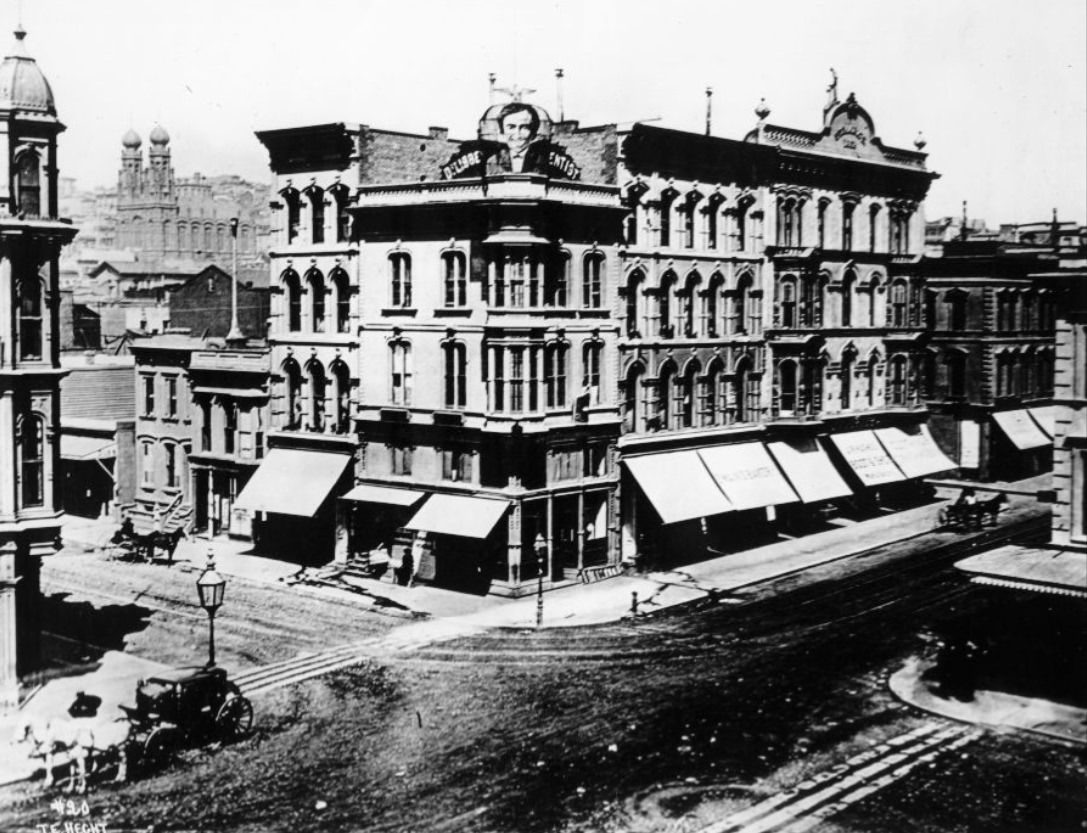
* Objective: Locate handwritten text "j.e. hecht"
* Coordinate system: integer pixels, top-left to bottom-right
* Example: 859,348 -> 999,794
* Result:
37,822 -> 108,833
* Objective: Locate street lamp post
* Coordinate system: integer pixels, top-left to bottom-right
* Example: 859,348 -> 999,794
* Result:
226,217 -> 243,343
196,552 -> 226,667
534,533 -> 547,629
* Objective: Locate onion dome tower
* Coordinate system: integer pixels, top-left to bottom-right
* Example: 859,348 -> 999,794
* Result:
0,22 -> 77,713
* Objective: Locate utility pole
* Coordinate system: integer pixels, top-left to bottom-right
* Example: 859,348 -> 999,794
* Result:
226,218 -> 244,343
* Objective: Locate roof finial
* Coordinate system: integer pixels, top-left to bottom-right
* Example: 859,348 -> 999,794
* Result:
705,86 -> 713,136
824,67 -> 839,115
755,97 -> 771,122
914,131 -> 927,150
488,73 -> 496,105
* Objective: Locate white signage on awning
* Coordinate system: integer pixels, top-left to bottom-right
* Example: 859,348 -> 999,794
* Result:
698,443 -> 799,510
874,426 -> 957,479
624,451 -> 732,524
829,431 -> 906,486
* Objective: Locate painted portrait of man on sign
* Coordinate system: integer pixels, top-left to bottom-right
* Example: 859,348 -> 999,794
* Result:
439,100 -> 581,181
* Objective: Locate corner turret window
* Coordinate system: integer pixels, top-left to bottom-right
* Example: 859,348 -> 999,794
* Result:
15,150 -> 41,218
21,416 -> 45,508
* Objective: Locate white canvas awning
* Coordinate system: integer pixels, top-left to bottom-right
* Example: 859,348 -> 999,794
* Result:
829,431 -> 906,486
874,425 -> 957,478
234,449 -> 352,517
698,443 -> 799,510
624,451 -> 732,524
767,439 -> 852,503
992,410 -> 1051,450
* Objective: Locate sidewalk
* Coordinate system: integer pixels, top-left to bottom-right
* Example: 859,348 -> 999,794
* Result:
889,656 -> 1087,747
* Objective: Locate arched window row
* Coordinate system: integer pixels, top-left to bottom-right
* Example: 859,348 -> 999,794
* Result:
994,347 -> 1053,400
280,357 -> 353,433
622,267 -> 763,339
628,189 -> 759,253
485,248 -> 606,311
775,273 -> 826,329
281,267 -> 351,334
623,355 -> 763,433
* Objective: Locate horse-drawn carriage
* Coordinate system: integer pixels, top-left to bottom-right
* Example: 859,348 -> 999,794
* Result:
13,666 -> 252,792
937,491 -> 1007,531
103,517 -> 186,563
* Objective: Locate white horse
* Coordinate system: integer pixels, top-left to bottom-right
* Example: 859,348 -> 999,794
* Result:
12,716 -> 131,792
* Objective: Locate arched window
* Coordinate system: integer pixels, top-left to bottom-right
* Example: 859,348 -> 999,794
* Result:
308,186 -> 325,244
840,350 -> 855,410
657,361 -> 676,430
330,183 -> 350,243
800,274 -> 825,328
868,204 -> 881,252
331,361 -> 351,433
680,360 -> 700,428
582,341 -> 604,405
778,360 -> 798,415
683,271 -> 701,337
777,197 -> 797,247
625,269 -> 644,337
890,209 -> 911,254
443,342 -> 468,409
779,276 -> 798,328
583,252 -> 605,308
546,251 -> 569,307
282,188 -> 301,244
888,355 -> 908,405
281,361 -> 301,429
658,271 -> 677,337
842,201 -> 855,250
307,360 -> 327,430
681,197 -> 698,248
867,274 -> 883,327
706,272 -> 724,337
283,270 -> 302,332
705,198 -> 722,249
20,415 -> 45,507
841,269 -> 856,326
735,200 -> 752,251
659,190 -> 677,248
817,199 -> 829,249
866,352 -> 880,405
307,269 -> 326,333
389,342 -> 412,407
331,268 -> 350,333
890,279 -> 908,327
390,252 -> 412,307
624,362 -> 645,433
703,359 -> 724,426
733,273 -> 752,335
18,278 -> 44,360
544,342 -> 569,409
15,150 -> 41,218
734,357 -> 754,423
443,251 -> 467,307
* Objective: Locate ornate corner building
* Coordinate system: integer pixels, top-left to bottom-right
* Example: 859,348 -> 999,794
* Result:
0,26 -> 77,709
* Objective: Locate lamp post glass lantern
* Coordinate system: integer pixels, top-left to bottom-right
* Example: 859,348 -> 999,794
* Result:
196,556 -> 226,667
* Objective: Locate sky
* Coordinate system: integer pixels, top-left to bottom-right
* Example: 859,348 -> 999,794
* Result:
16,0 -> 1087,226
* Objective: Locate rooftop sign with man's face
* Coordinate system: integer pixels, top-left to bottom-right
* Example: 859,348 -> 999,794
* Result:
440,102 -> 581,181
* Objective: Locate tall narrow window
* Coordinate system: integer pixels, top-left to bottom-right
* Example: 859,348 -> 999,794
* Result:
18,279 -> 43,360
443,342 -> 468,409
331,361 -> 351,433
166,377 -> 178,418
443,251 -> 467,307
15,150 -> 41,218
840,352 -> 854,410
308,361 -> 327,431
308,187 -> 325,244
683,273 -> 701,337
841,269 -> 856,326
283,189 -> 301,244
331,184 -> 350,243
389,343 -> 412,406
948,291 -> 966,331
817,200 -> 828,249
842,202 -> 855,251
867,277 -> 882,327
866,355 -> 879,405
780,278 -> 797,328
778,361 -> 797,414
659,192 -> 676,248
284,270 -> 302,332
143,375 -> 156,417
889,355 -> 908,406
509,347 -> 525,413
706,201 -> 720,249
733,275 -> 751,335
332,269 -> 350,333
891,280 -> 908,327
308,269 -> 326,332
545,343 -> 568,409
546,252 -> 569,307
736,202 -> 750,251
948,352 -> 966,398
868,204 -> 881,252
680,361 -> 700,428
658,272 -> 676,337
583,342 -> 603,405
583,253 -> 604,308
164,443 -> 178,489
283,359 -> 302,429
224,404 -> 237,454
706,274 -> 723,337
624,363 -> 644,432
390,253 -> 412,308
682,201 -> 696,248
141,442 -> 154,486
657,362 -> 676,429
626,270 -> 644,337
21,416 -> 45,507
200,400 -> 212,452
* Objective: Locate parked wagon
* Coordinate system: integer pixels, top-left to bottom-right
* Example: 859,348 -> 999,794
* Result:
127,666 -> 253,768
937,492 -> 1007,531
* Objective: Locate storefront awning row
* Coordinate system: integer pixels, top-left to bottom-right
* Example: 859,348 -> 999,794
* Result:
767,439 -> 852,503
624,451 -> 732,524
828,430 -> 906,486
235,449 -> 352,517
404,493 -> 510,539
1027,406 -> 1055,439
992,410 -> 1051,450
699,443 -> 799,510
874,426 -> 957,479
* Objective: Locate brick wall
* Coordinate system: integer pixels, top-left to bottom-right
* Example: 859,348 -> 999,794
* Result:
357,126 -> 463,184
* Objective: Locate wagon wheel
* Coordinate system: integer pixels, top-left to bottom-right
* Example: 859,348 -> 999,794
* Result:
142,726 -> 177,771
215,695 -> 253,741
